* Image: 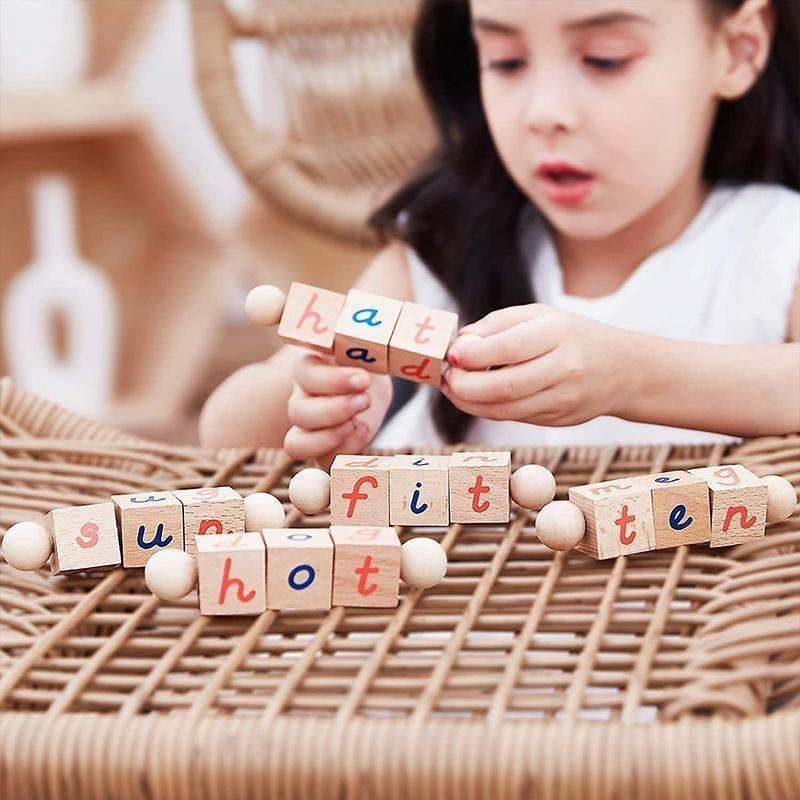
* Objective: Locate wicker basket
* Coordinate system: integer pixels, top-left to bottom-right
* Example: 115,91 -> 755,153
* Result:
1,377 -> 799,799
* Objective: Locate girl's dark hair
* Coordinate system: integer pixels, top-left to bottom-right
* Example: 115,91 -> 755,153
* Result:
370,0 -> 800,442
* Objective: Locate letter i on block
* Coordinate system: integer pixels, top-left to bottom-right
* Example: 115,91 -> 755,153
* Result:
448,452 -> 511,524
277,281 -> 346,353
330,527 -> 400,608
263,529 -> 334,611
389,455 -> 450,526
330,455 -> 392,526
568,479 -> 656,559
688,464 -> 768,546
173,487 -> 245,558
111,491 -> 183,568
196,532 -> 266,615
44,502 -> 121,575
333,289 -> 403,373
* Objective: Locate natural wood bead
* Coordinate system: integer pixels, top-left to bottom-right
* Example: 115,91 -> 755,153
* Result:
400,537 -> 447,589
1,521 -> 53,570
763,475 -> 796,522
244,492 -> 286,531
535,501 -> 586,551
145,549 -> 197,601
288,468 -> 331,515
245,284 -> 287,327
510,464 -> 556,511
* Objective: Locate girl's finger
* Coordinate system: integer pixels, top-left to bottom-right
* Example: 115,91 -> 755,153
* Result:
441,382 -> 563,423
458,304 -> 550,337
288,389 -> 371,431
283,421 -> 355,461
448,318 -> 558,370
295,353 -> 371,396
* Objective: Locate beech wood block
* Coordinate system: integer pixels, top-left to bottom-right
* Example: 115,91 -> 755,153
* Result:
330,455 -> 392,526
568,479 -> 656,559
173,487 -> 245,558
44,502 -> 121,575
263,528 -> 334,611
196,532 -> 266,616
688,464 -> 768,546
330,526 -> 401,608
389,454 -> 450,526
111,491 -> 183,568
387,301 -> 458,387
333,289 -> 403,374
448,451 -> 511,524
277,281 -> 346,353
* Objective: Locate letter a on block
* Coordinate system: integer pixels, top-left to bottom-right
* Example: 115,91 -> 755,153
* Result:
196,532 -> 266,616
333,290 -> 403,374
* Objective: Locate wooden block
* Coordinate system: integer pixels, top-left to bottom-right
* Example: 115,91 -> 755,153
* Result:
387,301 -> 458,387
330,526 -> 400,608
277,281 -> 346,353
389,455 -> 450,526
196,532 -> 266,616
448,452 -> 511,524
630,471 -> 711,549
172,487 -> 245,558
333,289 -> 403,374
263,528 -> 334,611
688,464 -> 767,546
330,455 -> 392,526
45,502 -> 121,575
111,491 -> 184,568
568,479 -> 656,559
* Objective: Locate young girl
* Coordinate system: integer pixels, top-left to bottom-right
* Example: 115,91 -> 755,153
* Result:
200,0 -> 799,465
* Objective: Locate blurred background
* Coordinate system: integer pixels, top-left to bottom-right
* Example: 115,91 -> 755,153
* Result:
0,0 -> 432,444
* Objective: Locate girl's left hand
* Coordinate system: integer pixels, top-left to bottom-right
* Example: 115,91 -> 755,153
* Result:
442,304 -> 639,426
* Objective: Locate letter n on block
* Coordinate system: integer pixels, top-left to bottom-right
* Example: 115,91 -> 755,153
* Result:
568,480 -> 656,559
277,281 -> 345,353
263,529 -> 333,611
330,455 -> 392,526
688,464 -> 767,546
111,491 -> 183,568
173,487 -> 245,558
330,527 -> 400,608
448,452 -> 511,524
45,502 -> 121,575
196,532 -> 266,616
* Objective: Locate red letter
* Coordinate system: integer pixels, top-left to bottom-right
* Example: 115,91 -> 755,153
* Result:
590,483 -> 633,495
296,292 -> 328,334
400,358 -> 432,380
76,522 -> 99,549
199,519 -> 224,536
351,528 -> 381,541
722,505 -> 756,532
193,488 -> 220,500
615,504 -> 637,545
714,467 -> 741,486
341,476 -> 378,518
468,475 -> 491,513
355,555 -> 379,595
218,557 -> 256,604
344,457 -> 380,467
413,315 -> 435,344
462,455 -> 499,463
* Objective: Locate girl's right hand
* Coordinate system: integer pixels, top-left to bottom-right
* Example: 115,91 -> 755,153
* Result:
283,351 -> 393,468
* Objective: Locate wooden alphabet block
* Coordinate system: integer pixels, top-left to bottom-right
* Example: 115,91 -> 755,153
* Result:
277,281 -> 346,353
568,479 -> 656,559
330,455 -> 392,526
111,491 -> 184,568
389,455 -> 450,526
387,301 -> 458,387
172,487 -> 245,558
330,526 -> 400,608
196,532 -> 266,615
44,502 -> 121,575
630,471 -> 711,549
263,528 -> 334,611
333,289 -> 403,374
448,451 -> 511,524
688,464 -> 767,546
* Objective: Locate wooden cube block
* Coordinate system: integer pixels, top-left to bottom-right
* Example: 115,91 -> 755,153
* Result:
387,301 -> 458,387
111,491 -> 184,568
196,532 -> 266,616
630,471 -> 711,549
263,528 -> 334,611
448,452 -> 511,524
389,455 -> 450,526
688,464 -> 767,546
568,479 -> 656,559
45,502 -> 121,575
330,526 -> 400,608
333,289 -> 403,374
330,455 -> 392,526
172,487 -> 245,558
277,281 -> 346,353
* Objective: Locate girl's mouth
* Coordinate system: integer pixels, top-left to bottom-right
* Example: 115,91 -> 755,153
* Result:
536,162 -> 595,206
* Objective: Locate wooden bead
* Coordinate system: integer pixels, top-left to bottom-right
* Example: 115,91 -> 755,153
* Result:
510,464 -> 556,510
245,284 -> 287,327
145,549 -> 197,601
763,475 -> 796,523
400,537 -> 447,589
2,521 -> 53,570
244,492 -> 286,531
288,468 -> 331,515
535,501 -> 586,551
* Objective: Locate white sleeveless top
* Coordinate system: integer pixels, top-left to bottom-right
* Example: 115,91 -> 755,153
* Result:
375,182 -> 800,448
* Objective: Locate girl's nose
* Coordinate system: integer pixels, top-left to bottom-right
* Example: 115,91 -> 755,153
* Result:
523,74 -> 578,136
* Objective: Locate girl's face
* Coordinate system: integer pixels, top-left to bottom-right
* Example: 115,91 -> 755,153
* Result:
471,0 -> 729,240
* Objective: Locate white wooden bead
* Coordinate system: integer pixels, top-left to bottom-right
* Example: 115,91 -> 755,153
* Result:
1,521 -> 53,570
763,475 -> 796,522
244,492 -> 286,531
400,537 -> 447,589
510,464 -> 556,510
245,285 -> 287,327
145,549 -> 197,601
535,501 -> 586,551
288,468 -> 331,515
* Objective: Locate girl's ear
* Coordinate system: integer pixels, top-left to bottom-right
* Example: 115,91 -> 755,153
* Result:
713,0 -> 775,100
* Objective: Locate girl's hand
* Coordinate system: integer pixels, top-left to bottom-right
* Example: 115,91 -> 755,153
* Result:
442,305 -> 638,426
283,351 -> 392,468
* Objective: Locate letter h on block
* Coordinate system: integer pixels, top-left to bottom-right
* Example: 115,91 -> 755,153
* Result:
330,455 -> 392,526
196,532 -> 266,616
277,281 -> 346,353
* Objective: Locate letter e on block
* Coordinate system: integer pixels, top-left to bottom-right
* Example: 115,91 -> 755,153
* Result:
277,281 -> 346,353
45,502 -> 121,575
330,526 -> 400,608
111,491 -> 184,568
330,455 -> 392,526
448,452 -> 511,524
263,529 -> 334,611
196,532 -> 266,615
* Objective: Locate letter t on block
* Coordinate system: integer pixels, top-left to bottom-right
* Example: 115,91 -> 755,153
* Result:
330,526 -> 401,608
196,532 -> 266,616
330,455 -> 392,526
448,452 -> 511,524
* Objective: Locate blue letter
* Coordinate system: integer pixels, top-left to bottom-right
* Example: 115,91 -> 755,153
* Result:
137,523 -> 174,549
289,565 -> 315,590
412,458 -> 430,466
655,476 -> 679,484
669,504 -> 693,531
352,308 -> 382,327
345,347 -> 377,364
131,495 -> 166,504
410,482 -> 429,515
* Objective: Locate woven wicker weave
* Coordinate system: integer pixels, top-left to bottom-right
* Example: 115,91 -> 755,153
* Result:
1,376 -> 799,799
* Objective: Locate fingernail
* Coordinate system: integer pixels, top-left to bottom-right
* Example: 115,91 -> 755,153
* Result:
448,349 -> 460,367
350,393 -> 369,410
336,420 -> 355,435
349,373 -> 369,390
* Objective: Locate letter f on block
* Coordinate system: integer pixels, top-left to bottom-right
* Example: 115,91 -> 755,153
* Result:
341,476 -> 378,518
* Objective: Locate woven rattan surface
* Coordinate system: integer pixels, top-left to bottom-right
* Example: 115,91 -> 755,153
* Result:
1,377 -> 799,799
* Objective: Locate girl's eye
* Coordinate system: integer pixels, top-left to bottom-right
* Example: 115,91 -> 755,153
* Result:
485,58 -> 526,74
583,56 -> 629,72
